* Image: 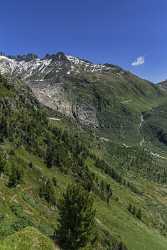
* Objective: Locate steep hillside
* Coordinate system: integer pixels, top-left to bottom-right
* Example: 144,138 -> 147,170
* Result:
142,102 -> 167,152
0,74 -> 167,249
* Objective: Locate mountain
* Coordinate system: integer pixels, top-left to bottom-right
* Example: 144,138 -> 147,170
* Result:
0,52 -> 166,145
158,80 -> 167,91
1,54 -> 167,250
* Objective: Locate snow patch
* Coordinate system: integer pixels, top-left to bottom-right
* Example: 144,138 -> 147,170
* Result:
0,57 -> 52,79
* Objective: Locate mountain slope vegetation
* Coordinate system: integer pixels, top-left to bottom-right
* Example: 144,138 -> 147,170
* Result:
0,53 -> 167,250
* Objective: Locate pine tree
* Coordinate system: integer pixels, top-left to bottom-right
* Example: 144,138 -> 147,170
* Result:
8,163 -> 23,187
136,208 -> 142,220
39,178 -> 56,205
128,203 -> 132,213
0,151 -> 6,175
56,183 -> 97,250
132,206 -> 136,215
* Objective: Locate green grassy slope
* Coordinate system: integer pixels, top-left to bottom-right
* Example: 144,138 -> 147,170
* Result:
0,141 -> 165,250
0,74 -> 167,249
142,102 -> 167,153
91,165 -> 167,250
0,227 -> 58,250
0,143 -> 166,250
63,68 -> 167,145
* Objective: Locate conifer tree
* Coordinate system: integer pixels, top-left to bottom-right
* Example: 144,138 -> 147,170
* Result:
136,208 -> 142,220
39,178 -> 56,205
0,152 -> 6,175
8,163 -> 23,187
56,183 -> 97,250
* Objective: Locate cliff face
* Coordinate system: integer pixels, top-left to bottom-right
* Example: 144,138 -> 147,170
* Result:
0,53 -> 105,127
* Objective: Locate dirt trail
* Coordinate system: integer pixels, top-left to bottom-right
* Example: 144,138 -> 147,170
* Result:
48,117 -> 61,121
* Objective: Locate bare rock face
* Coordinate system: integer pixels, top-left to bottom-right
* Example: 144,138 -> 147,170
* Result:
30,81 -> 73,117
158,80 -> 167,91
0,53 -> 107,128
29,80 -> 99,128
75,104 -> 98,128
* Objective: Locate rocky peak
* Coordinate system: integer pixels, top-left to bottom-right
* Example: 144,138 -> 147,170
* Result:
158,80 -> 167,91
54,52 -> 68,61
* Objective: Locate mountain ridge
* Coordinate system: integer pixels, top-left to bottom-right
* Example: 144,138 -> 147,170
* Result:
0,52 -> 166,146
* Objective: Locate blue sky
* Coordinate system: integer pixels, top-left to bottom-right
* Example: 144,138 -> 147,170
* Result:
1,0 -> 167,82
